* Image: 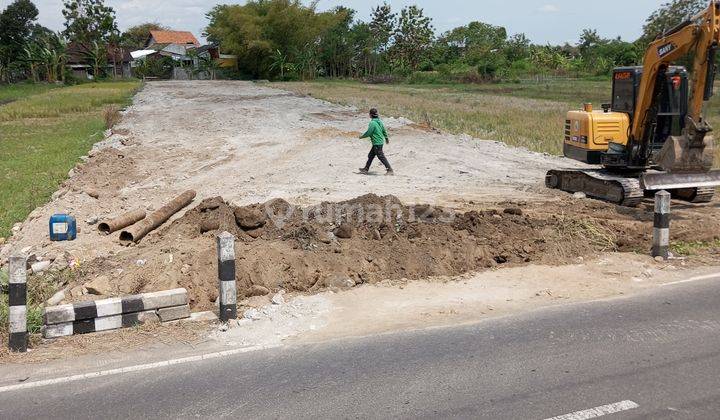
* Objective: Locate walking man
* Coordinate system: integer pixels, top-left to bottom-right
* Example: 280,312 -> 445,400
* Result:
359,108 -> 394,175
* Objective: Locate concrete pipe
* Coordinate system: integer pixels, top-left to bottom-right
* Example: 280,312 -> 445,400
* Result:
98,209 -> 146,234
119,190 -> 196,245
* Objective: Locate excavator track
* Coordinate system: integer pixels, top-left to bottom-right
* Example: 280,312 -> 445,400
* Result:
545,169 -> 644,207
671,186 -> 716,203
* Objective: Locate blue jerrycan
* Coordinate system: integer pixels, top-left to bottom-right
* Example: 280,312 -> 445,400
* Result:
49,214 -> 77,241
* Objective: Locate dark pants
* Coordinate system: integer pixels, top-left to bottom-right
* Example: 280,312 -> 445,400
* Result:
365,145 -> 392,171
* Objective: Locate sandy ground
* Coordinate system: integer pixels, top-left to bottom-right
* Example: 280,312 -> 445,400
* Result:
0,81 -> 580,266
1,81 -> 718,367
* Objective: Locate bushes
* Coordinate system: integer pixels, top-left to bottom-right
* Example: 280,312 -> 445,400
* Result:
133,56 -> 174,79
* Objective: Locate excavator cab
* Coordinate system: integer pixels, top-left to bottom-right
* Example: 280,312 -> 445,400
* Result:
609,66 -> 689,160
562,66 -> 689,167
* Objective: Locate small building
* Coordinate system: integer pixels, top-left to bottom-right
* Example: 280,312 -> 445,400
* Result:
146,30 -> 200,49
66,43 -> 133,79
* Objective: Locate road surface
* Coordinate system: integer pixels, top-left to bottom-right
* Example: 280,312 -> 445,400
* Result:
2,277 -> 720,419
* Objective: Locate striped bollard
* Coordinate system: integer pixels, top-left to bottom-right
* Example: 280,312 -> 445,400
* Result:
652,190 -> 671,260
8,255 -> 28,353
217,232 -> 237,322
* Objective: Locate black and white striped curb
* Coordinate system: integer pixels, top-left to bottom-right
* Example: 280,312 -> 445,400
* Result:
217,231 -> 237,322
43,288 -> 190,338
8,255 -> 28,353
652,190 -> 671,259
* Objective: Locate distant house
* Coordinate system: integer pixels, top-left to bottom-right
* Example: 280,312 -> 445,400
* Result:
66,43 -> 133,79
131,31 -> 238,79
146,30 -> 200,49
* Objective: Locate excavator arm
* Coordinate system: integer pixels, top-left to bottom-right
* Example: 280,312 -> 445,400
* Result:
630,1 -> 720,175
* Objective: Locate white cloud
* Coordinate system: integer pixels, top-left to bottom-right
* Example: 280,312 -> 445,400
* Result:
539,4 -> 560,13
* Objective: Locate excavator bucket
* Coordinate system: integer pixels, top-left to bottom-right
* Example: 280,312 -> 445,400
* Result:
646,117 -> 720,193
641,169 -> 720,190
655,118 -> 715,173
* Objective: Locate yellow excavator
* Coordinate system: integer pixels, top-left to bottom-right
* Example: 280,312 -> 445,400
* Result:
546,0 -> 720,206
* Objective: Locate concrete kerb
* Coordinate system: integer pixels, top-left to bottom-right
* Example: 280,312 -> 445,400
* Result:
42,288 -> 190,338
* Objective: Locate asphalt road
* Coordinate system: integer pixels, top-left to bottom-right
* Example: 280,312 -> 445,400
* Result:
3,278 -> 720,419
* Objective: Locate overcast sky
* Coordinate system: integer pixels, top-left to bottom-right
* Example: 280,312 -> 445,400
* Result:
2,0 -> 663,45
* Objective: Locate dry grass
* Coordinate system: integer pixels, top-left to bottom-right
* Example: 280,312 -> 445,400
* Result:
278,79 -> 720,166
0,82 -> 139,121
103,105 -> 122,129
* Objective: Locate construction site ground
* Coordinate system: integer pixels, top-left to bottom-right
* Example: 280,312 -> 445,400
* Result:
1,81 -> 719,366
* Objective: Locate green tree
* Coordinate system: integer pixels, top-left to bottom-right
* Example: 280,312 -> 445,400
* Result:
639,0 -> 706,46
0,0 -> 39,82
317,7 -> 355,78
504,33 -> 531,62
348,22 -> 376,77
121,22 -> 168,49
62,0 -> 119,44
205,0 -> 339,79
369,3 -> 396,54
391,5 -> 434,72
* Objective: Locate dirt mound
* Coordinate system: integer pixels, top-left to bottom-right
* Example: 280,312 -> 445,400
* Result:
66,148 -> 138,200
66,194 -> 690,311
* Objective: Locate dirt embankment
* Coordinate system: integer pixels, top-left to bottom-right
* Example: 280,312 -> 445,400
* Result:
60,192 -> 720,311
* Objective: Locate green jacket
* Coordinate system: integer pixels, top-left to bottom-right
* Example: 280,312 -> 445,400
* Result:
360,118 -> 388,146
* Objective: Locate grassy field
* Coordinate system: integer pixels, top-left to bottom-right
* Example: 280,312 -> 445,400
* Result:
0,81 -> 139,345
277,79 -> 720,165
0,81 -> 141,239
0,83 -> 59,105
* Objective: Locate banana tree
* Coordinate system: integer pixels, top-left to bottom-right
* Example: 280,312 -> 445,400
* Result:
83,41 -> 107,80
198,55 -> 221,80
269,49 -> 295,80
23,44 -> 43,82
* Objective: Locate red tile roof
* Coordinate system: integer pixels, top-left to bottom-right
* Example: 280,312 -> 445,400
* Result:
149,30 -> 200,46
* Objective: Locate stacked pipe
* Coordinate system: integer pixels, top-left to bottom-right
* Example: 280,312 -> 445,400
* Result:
98,209 -> 146,234
43,288 -> 190,338
120,190 -> 196,245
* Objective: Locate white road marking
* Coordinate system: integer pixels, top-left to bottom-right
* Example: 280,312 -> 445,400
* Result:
0,344 -> 281,394
662,272 -> 720,287
544,400 -> 639,420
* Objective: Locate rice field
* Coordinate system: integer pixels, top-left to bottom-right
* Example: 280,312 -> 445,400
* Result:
0,81 -> 141,238
0,83 -> 58,105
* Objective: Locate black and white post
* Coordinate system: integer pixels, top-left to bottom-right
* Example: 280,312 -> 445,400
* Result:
217,231 -> 237,322
652,190 -> 671,260
8,255 -> 28,353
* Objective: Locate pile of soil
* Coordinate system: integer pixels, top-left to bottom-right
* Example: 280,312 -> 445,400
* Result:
66,193 -> 720,311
